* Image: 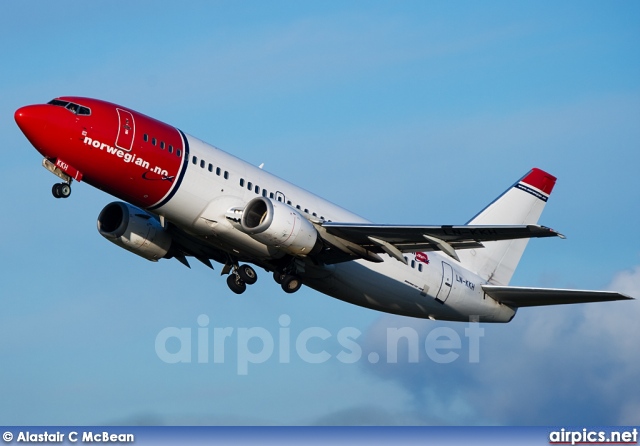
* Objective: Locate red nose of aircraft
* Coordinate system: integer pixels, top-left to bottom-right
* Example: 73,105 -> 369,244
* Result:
15,104 -> 50,151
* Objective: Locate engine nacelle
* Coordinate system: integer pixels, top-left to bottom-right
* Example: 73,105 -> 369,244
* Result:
240,197 -> 319,256
97,202 -> 172,261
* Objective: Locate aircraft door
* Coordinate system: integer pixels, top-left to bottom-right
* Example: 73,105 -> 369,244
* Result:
115,108 -> 135,152
436,261 -> 454,303
274,191 -> 286,203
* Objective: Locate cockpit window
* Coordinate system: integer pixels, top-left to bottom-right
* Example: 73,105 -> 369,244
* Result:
48,99 -> 69,107
47,99 -> 91,116
67,102 -> 79,114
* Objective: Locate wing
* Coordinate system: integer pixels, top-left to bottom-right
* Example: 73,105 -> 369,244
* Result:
482,285 -> 634,307
317,222 -> 563,263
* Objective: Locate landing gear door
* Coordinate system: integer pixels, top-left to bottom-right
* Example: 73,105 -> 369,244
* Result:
115,108 -> 135,152
436,261 -> 454,303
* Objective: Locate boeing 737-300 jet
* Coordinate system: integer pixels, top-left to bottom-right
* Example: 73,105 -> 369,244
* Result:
14,97 -> 633,322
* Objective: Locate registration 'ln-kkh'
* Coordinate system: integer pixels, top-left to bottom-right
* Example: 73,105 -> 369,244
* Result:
15,97 -> 633,322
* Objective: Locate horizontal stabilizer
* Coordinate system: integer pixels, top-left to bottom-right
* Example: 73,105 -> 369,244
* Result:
483,285 -> 634,308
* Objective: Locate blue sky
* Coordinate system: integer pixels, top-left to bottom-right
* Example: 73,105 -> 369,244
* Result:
1,1 -> 639,425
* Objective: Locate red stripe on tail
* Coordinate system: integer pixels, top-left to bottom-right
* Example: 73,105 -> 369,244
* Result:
521,168 -> 556,195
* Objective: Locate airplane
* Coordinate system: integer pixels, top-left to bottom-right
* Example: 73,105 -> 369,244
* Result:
14,97 -> 633,323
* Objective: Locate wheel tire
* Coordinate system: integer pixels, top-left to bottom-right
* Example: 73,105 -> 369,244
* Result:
281,275 -> 302,294
237,264 -> 257,285
273,271 -> 286,285
227,274 -> 247,294
58,183 -> 71,198
52,183 -> 61,198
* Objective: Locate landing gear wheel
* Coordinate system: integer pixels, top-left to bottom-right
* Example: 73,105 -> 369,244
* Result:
237,264 -> 258,285
273,271 -> 286,285
227,274 -> 247,294
281,275 -> 302,294
58,183 -> 71,198
52,183 -> 71,199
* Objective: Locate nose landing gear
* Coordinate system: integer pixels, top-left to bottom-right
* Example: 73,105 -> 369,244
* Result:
42,158 -> 79,199
52,182 -> 71,199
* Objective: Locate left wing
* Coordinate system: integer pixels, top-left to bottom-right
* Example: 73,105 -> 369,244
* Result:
318,222 -> 563,263
482,285 -> 634,307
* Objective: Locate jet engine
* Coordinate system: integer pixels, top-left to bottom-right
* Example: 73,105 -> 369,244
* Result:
240,197 -> 320,256
97,202 -> 172,261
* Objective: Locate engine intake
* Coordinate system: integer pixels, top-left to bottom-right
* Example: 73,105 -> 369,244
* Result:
240,197 -> 319,256
97,202 -> 172,261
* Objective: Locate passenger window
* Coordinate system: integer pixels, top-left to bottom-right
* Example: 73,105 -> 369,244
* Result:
224,171 -> 229,179
262,189 -> 267,197
418,264 -> 423,272
216,167 -> 221,176
247,182 -> 252,190
160,141 -> 165,149
169,144 -> 173,152
287,200 -> 292,205
312,212 -> 317,217
192,156 -> 197,165
255,185 -> 260,194
176,149 -> 181,156
200,160 -> 205,168
240,178 -> 245,187
304,209 -> 309,213
269,192 -> 274,199
143,134 -> 149,142
411,260 -> 415,268
152,138 -> 157,146
208,163 -> 213,172
296,205 -> 301,210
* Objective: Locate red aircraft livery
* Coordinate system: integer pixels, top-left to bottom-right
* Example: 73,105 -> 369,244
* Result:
14,97 -> 633,323
17,97 -> 187,207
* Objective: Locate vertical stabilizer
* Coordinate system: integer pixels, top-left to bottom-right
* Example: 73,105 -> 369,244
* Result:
457,168 -> 556,285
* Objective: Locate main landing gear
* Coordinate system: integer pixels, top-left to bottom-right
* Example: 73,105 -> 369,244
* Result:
226,264 -> 258,295
273,270 -> 303,294
224,263 -> 303,295
52,182 -> 71,199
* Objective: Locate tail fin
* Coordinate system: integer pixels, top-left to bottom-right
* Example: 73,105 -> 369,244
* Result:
457,168 -> 557,286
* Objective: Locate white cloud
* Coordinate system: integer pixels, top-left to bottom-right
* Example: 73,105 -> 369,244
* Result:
355,266 -> 640,425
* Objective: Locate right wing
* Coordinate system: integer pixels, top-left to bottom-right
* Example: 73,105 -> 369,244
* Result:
315,222 -> 563,264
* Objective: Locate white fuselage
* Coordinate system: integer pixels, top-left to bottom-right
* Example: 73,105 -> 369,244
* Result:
156,133 -> 515,322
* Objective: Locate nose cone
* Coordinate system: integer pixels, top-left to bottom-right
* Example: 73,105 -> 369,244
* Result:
15,104 -> 53,153
15,104 -> 46,136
